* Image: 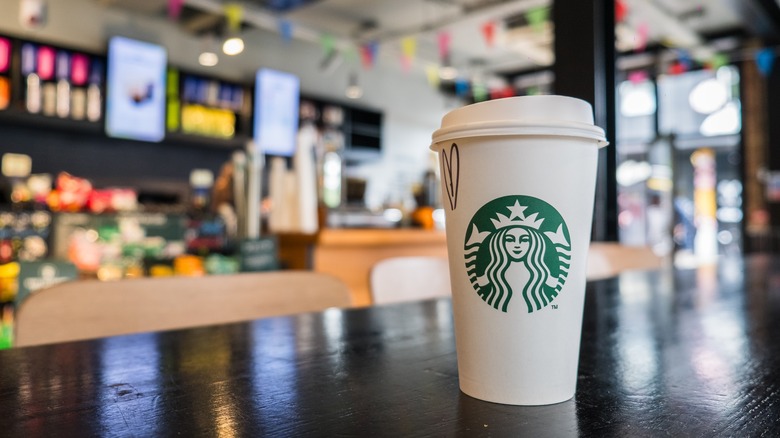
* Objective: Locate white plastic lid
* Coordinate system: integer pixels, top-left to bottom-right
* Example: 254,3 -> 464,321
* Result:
431,95 -> 608,149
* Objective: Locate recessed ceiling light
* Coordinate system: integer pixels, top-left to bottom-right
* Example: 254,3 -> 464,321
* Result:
199,51 -> 218,67
346,84 -> 363,99
346,72 -> 362,99
223,37 -> 244,56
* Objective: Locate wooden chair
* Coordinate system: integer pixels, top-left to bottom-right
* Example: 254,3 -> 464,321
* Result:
586,242 -> 665,280
370,256 -> 451,305
14,271 -> 352,347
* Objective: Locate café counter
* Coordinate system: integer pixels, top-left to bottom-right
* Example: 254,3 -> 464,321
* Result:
279,228 -> 448,306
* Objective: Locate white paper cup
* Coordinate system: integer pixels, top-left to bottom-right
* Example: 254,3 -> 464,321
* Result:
431,95 -> 608,405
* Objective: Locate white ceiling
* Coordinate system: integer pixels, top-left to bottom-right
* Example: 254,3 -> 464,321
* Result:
102,0 -> 756,77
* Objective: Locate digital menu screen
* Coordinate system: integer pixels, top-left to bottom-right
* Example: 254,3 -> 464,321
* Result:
254,68 -> 300,156
105,37 -> 166,142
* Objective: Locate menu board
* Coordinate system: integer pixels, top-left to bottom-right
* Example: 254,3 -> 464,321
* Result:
254,68 -> 300,156
105,37 -> 166,142
170,70 -> 245,139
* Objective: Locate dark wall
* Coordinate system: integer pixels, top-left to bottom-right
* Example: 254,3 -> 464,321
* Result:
0,120 -> 235,192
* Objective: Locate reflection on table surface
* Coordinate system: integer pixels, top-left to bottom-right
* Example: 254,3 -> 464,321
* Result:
1,255 -> 779,436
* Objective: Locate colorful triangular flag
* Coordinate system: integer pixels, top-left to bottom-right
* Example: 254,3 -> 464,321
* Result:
360,41 -> 379,69
481,22 -> 496,47
168,0 -> 184,20
224,3 -> 244,32
437,31 -> 451,62
279,19 -> 293,44
756,47 -> 775,76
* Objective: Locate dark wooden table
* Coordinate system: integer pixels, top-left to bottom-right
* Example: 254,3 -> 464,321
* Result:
2,256 -> 780,436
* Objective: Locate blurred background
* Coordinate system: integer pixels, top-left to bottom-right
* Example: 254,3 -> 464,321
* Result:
0,0 -> 779,346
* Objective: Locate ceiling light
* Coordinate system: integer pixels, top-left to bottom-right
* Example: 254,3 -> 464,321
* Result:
198,51 -> 218,67
346,73 -> 362,99
619,81 -> 656,117
222,37 -> 244,56
346,84 -> 362,99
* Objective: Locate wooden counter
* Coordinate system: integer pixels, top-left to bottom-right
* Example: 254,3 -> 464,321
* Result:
312,228 -> 448,306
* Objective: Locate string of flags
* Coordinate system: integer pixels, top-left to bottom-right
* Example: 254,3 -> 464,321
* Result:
223,3 -> 244,33
613,0 -> 774,77
167,0 -> 184,20
162,0 -> 779,101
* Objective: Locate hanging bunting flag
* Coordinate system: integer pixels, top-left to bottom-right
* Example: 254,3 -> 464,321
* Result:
455,78 -> 470,97
400,36 -> 416,72
425,65 -> 440,89
437,31 -> 451,62
401,36 -> 416,60
706,53 -> 728,70
615,0 -> 628,23
400,57 -> 411,72
168,0 -> 184,20
668,61 -> 686,75
321,34 -> 336,57
676,49 -> 693,70
525,6 -> 549,34
481,21 -> 496,47
369,40 -> 379,62
279,19 -> 293,44
490,86 -> 515,100
360,41 -> 379,69
472,83 -> 488,102
756,48 -> 775,77
360,45 -> 371,69
635,22 -> 649,52
224,3 -> 244,32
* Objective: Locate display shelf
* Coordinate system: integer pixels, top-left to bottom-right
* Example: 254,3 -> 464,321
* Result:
163,131 -> 249,150
0,108 -> 103,134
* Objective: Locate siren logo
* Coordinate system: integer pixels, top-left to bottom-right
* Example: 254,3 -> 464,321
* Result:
464,195 -> 571,314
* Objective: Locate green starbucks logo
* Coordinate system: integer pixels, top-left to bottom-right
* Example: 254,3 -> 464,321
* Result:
464,195 -> 571,314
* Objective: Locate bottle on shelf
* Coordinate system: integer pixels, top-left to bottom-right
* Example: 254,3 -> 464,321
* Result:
38,45 -> 56,116
21,43 -> 41,114
86,59 -> 103,122
70,53 -> 89,120
55,50 -> 70,118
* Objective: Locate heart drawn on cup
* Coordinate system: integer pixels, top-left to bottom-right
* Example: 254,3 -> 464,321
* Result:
441,142 -> 460,210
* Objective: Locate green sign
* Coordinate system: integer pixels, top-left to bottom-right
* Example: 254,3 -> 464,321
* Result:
464,195 -> 571,314
239,237 -> 278,272
16,261 -> 78,305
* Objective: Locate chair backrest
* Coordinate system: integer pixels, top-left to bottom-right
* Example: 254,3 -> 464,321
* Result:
370,256 -> 451,305
586,242 -> 664,280
14,271 -> 351,347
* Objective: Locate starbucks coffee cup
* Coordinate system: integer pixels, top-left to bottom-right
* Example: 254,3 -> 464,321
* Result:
431,95 -> 608,405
